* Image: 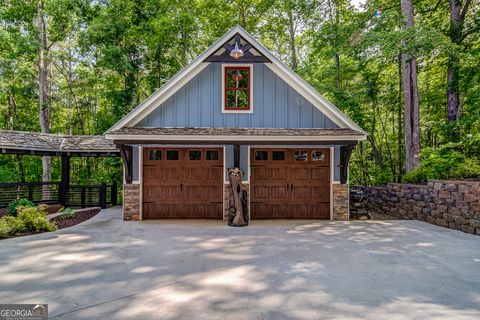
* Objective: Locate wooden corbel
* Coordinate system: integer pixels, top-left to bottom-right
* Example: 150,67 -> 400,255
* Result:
117,144 -> 133,184
340,144 -> 357,184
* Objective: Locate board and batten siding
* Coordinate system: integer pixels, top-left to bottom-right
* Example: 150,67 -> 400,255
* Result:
136,63 -> 338,129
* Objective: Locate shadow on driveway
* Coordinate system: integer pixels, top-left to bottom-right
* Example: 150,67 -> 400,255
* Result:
0,207 -> 479,319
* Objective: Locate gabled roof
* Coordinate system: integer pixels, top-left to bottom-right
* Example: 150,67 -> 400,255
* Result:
107,26 -> 366,136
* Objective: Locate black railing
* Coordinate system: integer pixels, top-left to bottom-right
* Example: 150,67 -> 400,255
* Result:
0,181 -> 118,209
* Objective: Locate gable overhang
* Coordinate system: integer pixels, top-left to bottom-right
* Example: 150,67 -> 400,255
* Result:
108,134 -> 365,144
107,26 -> 367,136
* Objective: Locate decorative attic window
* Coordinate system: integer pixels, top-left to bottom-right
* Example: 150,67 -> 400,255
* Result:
222,65 -> 253,113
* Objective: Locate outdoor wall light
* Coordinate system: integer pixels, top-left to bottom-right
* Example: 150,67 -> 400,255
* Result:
230,41 -> 244,59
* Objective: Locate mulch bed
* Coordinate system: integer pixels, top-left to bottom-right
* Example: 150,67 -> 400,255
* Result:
51,208 -> 101,229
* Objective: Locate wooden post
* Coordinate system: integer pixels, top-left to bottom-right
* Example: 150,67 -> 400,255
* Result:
28,184 -> 34,202
81,187 -> 86,208
233,144 -> 240,168
111,182 -> 118,206
59,155 -> 70,206
99,183 -> 107,209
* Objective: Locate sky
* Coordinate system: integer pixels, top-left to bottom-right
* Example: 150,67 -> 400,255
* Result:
351,0 -> 366,10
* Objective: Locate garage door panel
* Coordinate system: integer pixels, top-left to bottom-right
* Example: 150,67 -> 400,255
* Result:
183,167 -> 222,181
251,167 -> 270,181
310,186 -> 329,202
272,168 -> 289,180
251,203 -> 272,219
252,185 -> 288,200
311,167 -> 329,181
291,168 -> 310,180
144,203 -> 184,219
144,186 -> 182,200
143,148 -> 223,219
144,166 -> 181,182
272,204 -> 291,219
270,186 -> 288,198
252,186 -> 268,199
251,148 -> 331,220
312,204 -> 330,219
184,185 -> 223,201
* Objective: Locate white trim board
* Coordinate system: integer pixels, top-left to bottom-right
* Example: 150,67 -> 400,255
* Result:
106,134 -> 366,142
107,26 -> 367,135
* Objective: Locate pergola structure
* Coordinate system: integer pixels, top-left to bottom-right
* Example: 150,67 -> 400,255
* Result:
0,130 -> 119,206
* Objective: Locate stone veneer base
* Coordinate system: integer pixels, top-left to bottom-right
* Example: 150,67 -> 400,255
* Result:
123,184 -> 140,221
332,183 -> 350,221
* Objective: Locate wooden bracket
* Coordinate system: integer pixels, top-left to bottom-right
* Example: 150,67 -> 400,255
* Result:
340,144 -> 357,184
117,144 -> 133,184
204,33 -> 271,63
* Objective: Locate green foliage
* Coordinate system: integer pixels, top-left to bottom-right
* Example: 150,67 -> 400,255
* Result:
59,208 -> 75,220
5,199 -> 35,217
0,204 -> 56,238
16,205 -> 57,233
0,216 -> 26,238
0,0 -> 479,187
403,144 -> 480,183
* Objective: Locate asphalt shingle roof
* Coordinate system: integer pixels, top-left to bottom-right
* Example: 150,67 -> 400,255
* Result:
0,130 -> 118,153
108,127 -> 364,137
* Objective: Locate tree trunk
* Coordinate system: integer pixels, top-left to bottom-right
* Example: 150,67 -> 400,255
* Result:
287,9 -> 297,71
446,0 -> 472,127
334,0 -> 340,91
401,0 -> 421,172
38,0 -> 52,187
334,52 -> 341,91
397,53 -> 404,181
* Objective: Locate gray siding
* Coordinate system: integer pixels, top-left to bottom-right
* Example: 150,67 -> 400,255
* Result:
334,146 -> 341,182
132,146 -> 139,182
224,145 -> 249,181
137,63 -> 338,129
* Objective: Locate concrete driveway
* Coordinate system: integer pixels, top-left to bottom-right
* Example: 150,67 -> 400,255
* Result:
0,208 -> 479,320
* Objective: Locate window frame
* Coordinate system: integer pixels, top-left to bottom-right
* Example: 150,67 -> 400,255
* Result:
221,64 -> 253,113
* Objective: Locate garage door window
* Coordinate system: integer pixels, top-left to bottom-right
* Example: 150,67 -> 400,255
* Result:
272,150 -> 285,161
149,150 -> 162,160
255,150 -> 268,161
206,150 -> 219,160
312,150 -> 325,161
294,150 -> 308,161
189,150 -> 202,160
166,150 -> 179,160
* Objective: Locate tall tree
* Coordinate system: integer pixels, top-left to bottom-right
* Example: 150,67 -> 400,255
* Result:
37,0 -> 51,183
446,0 -> 475,125
400,0 -> 421,172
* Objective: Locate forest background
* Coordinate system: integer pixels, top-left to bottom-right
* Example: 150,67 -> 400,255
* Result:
0,0 -> 479,187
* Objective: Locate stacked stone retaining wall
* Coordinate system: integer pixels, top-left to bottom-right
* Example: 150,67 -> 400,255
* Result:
358,180 -> 480,235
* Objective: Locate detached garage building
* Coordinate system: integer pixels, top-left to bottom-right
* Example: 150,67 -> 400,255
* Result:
106,26 -> 366,222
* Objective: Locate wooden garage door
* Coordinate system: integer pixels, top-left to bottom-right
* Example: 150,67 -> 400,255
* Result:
251,148 -> 330,219
143,148 -> 223,219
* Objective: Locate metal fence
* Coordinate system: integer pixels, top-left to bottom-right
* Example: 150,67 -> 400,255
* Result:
0,182 -> 118,209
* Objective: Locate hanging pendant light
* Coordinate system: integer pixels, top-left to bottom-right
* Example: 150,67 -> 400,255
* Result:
230,41 -> 244,59
231,70 -> 243,81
